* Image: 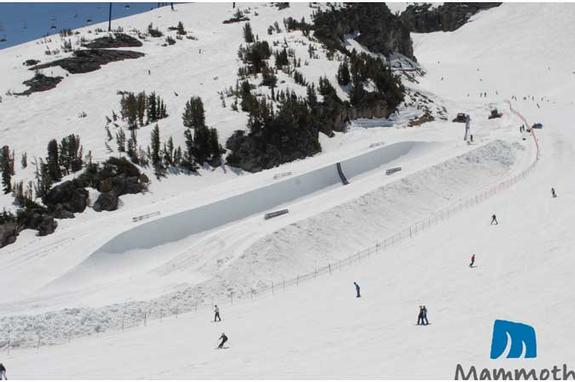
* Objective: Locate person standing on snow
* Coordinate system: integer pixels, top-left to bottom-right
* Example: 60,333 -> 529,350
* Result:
551,188 -> 557,198
0,363 -> 6,380
422,306 -> 429,325
218,333 -> 228,349
490,214 -> 498,225
417,306 -> 424,325
354,282 -> 361,298
464,115 -> 471,141
214,305 -> 222,322
470,254 -> 476,268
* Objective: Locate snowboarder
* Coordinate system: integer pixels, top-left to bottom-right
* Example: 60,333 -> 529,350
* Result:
490,214 -> 498,225
354,282 -> 361,298
0,363 -> 6,380
469,254 -> 476,268
214,305 -> 221,322
552,187 -> 557,198
417,306 -> 424,325
422,306 -> 429,325
218,332 -> 228,349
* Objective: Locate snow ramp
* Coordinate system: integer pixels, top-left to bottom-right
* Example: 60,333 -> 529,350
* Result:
92,141 -> 427,255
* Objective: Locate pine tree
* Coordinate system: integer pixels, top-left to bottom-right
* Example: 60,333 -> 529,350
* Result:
116,128 -> 126,152
1,158 -> 11,195
193,126 -> 210,164
147,92 -> 157,123
151,124 -> 161,165
182,96 -> 206,129
127,130 -> 139,164
35,159 -> 52,198
163,136 -> 174,165
208,128 -> 222,161
337,61 -> 351,86
306,84 -> 317,106
46,139 -> 62,181
176,21 -> 186,35
243,22 -> 254,43
182,129 -> 197,171
173,146 -> 182,166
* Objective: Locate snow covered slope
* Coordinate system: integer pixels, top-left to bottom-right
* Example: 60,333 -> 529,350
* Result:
2,2 -> 575,379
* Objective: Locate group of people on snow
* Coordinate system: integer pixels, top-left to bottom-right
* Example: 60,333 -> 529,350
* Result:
417,306 -> 429,326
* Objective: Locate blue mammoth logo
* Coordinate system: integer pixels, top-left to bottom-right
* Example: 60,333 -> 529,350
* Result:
490,320 -> 537,359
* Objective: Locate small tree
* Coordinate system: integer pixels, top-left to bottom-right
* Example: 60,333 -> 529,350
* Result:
337,61 -> 351,86
176,21 -> 186,35
182,96 -> 206,129
151,124 -> 161,165
46,139 -> 62,181
116,128 -> 126,152
243,22 -> 254,43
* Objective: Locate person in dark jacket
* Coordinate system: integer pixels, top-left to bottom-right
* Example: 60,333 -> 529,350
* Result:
470,254 -> 476,268
214,305 -> 221,322
0,362 -> 6,380
551,187 -> 557,198
490,214 -> 498,225
354,282 -> 361,298
422,306 -> 429,325
417,306 -> 424,325
218,333 -> 228,349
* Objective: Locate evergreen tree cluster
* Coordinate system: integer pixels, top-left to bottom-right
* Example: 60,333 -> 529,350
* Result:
126,96 -> 223,175
35,134 -> 85,197
119,91 -> 168,129
226,90 -> 321,172
181,96 -> 223,166
283,17 -> 311,35
311,3 -> 414,59
148,23 -> 163,38
238,41 -> 271,75
226,77 -> 348,172
346,51 -> 404,110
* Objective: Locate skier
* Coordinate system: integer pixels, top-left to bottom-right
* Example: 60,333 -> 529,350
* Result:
464,115 -> 471,141
354,282 -> 361,298
551,187 -> 557,198
0,363 -> 6,380
417,306 -> 424,325
214,305 -> 221,322
469,254 -> 476,268
218,332 -> 228,349
490,214 -> 498,225
422,306 -> 429,325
